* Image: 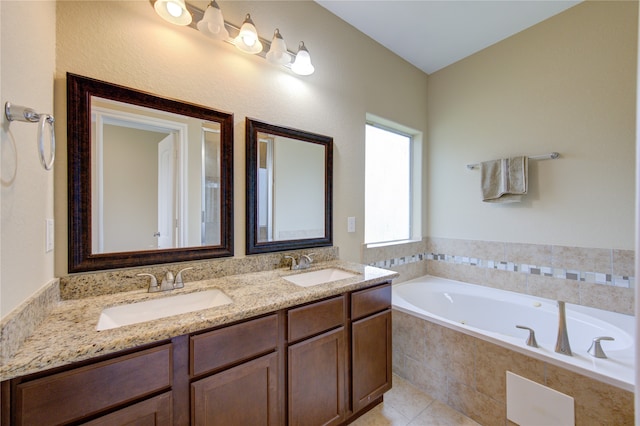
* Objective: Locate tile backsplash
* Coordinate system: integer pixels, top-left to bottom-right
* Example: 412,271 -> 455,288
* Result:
364,238 -> 635,315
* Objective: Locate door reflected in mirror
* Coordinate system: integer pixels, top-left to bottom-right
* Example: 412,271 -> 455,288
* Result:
67,73 -> 234,272
91,97 -> 222,253
246,119 -> 333,254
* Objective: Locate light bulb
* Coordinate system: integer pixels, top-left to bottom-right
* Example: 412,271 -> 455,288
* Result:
291,41 -> 314,76
234,14 -> 263,54
266,29 -> 291,66
154,0 -> 192,26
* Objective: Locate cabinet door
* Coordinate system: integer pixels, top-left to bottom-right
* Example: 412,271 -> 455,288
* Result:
288,327 -> 346,426
83,392 -> 172,426
352,310 -> 392,413
191,352 -> 280,426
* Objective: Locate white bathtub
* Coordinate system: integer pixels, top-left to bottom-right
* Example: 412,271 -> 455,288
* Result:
392,275 -> 635,391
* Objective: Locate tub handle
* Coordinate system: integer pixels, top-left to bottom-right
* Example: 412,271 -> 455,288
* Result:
515,325 -> 539,348
587,336 -> 615,359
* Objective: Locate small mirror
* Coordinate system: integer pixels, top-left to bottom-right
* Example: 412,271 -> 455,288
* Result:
246,118 -> 333,254
68,74 -> 234,272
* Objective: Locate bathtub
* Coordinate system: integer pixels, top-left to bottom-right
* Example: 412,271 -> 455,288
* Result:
392,275 -> 635,391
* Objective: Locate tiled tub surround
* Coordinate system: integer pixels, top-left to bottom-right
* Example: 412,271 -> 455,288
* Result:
0,247 -> 338,367
364,238 -> 635,315
1,259 -> 397,380
393,310 -> 634,425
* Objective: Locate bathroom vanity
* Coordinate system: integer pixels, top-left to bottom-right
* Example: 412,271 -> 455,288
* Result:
1,263 -> 395,425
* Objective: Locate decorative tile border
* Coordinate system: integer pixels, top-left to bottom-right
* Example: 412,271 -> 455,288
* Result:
369,252 -> 635,289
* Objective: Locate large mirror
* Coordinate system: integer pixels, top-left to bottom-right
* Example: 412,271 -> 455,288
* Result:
246,118 -> 333,254
67,73 -> 234,272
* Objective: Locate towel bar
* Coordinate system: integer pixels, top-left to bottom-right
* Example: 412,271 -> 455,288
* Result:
5,102 -> 55,171
466,152 -> 559,170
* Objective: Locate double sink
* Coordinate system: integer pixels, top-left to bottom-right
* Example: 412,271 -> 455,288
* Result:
96,268 -> 356,331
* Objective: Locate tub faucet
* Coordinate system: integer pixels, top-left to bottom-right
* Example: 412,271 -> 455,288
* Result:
555,301 -> 572,356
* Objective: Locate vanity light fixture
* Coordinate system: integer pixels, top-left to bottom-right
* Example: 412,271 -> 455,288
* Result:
196,0 -> 229,40
152,0 -> 314,75
266,29 -> 291,66
154,0 -> 192,26
291,41 -> 315,76
234,14 -> 263,54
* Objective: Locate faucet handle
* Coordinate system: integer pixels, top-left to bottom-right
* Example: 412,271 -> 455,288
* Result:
175,267 -> 193,288
284,255 -> 298,270
588,336 -> 615,359
302,253 -> 316,262
515,325 -> 539,348
137,273 -> 159,292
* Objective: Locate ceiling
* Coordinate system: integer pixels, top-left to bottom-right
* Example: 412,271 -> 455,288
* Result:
315,1 -> 581,74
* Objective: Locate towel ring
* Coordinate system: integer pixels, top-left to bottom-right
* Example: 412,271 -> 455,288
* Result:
38,114 -> 55,171
5,102 -> 55,171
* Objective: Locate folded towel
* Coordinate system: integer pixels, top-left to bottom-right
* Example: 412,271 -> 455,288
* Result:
480,156 -> 528,203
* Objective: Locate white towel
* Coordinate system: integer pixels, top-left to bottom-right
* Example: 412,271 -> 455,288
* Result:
480,156 -> 528,203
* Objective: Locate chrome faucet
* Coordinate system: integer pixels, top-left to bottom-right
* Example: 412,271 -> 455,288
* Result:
137,267 -> 194,293
555,301 -> 572,356
298,253 -> 314,269
284,253 -> 315,270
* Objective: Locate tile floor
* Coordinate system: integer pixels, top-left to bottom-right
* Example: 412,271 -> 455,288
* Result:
350,375 -> 480,426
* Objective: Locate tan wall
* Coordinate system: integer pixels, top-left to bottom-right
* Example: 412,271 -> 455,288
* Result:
0,1 -> 57,317
426,1 -> 637,250
52,0 -> 429,278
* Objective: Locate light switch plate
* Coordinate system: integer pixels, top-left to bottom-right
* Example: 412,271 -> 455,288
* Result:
347,217 -> 356,233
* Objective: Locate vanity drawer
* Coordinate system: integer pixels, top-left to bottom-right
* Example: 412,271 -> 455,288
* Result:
351,283 -> 391,320
14,344 -> 172,426
288,295 -> 346,343
190,314 -> 278,377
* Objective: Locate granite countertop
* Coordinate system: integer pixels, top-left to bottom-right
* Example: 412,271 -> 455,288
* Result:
1,261 -> 397,381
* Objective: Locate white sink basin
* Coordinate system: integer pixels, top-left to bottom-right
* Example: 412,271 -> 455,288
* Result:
96,289 -> 233,331
283,268 -> 356,287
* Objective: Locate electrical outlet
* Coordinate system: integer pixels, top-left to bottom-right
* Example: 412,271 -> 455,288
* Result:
347,217 -> 356,233
46,219 -> 54,252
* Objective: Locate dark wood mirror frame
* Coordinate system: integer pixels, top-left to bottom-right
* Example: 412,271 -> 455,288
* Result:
245,118 -> 333,255
67,73 -> 234,272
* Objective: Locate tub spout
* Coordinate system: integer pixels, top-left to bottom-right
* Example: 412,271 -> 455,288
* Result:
555,301 -> 572,356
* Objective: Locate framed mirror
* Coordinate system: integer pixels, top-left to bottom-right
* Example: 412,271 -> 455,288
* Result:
246,118 -> 333,254
67,73 -> 234,272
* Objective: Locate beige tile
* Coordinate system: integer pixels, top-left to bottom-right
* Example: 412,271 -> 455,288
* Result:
474,340 -> 545,401
393,311 -> 429,363
579,281 -> 635,315
505,242 -> 552,266
447,380 -> 506,426
551,245 -> 612,273
526,274 -> 580,304
404,355 -> 448,405
385,375 -> 435,420
426,238 -> 469,257
350,402 -> 411,426
467,240 -> 505,261
484,269 -> 527,294
424,323 -> 476,387
545,364 -> 634,426
409,400 -> 481,426
612,249 -> 635,277
392,262 -> 429,284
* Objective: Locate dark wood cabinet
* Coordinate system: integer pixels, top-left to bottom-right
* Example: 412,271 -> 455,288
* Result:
9,344 -> 172,426
288,328 -> 346,426
2,281 -> 392,426
352,310 -> 392,412
351,283 -> 393,414
83,392 -> 173,426
191,352 -> 280,426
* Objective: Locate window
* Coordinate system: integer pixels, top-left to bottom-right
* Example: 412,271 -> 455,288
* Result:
365,117 -> 421,245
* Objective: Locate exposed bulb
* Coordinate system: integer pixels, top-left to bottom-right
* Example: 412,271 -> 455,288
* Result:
154,0 -> 192,26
